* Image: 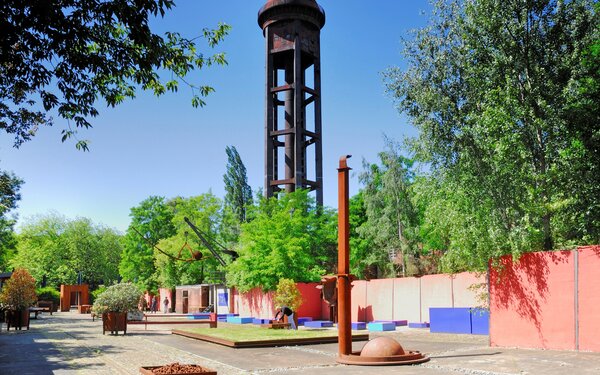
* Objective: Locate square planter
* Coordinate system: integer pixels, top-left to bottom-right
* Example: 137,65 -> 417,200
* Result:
103,312 -> 127,335
140,364 -> 216,375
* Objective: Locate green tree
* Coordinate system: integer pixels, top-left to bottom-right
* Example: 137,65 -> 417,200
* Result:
11,213 -> 121,288
384,0 -> 600,270
358,139 -> 420,277
226,190 -> 336,292
223,146 -> 253,223
120,196 -> 175,291
1,0 -> 230,149
155,194 -> 230,287
348,191 -> 374,278
0,168 -> 23,271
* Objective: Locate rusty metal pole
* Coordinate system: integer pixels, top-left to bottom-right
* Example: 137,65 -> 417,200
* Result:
337,155 -> 352,356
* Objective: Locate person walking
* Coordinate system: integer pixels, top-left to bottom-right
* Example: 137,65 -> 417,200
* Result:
163,297 -> 169,314
151,296 -> 158,313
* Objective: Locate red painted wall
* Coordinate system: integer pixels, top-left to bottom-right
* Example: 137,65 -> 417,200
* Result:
578,245 -> 600,352
490,250 -> 576,350
295,283 -> 322,319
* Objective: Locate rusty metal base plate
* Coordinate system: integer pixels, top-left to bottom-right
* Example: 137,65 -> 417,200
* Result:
336,351 -> 430,366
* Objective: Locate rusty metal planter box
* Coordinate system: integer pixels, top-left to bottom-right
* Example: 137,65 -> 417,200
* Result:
139,365 -> 216,375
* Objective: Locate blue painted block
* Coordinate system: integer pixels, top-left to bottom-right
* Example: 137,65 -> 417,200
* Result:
304,320 -> 333,328
252,318 -> 271,325
187,313 -> 210,320
373,320 -> 408,326
297,317 -> 313,326
227,316 -> 253,324
367,322 -> 396,331
217,313 -> 238,318
470,308 -> 489,335
429,308 -> 471,334
351,322 -> 367,330
408,322 -> 430,328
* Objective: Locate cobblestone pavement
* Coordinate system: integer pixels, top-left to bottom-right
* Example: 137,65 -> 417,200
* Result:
1,312 -> 599,374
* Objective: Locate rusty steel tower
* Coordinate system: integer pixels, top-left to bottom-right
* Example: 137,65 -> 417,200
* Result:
258,0 -> 325,205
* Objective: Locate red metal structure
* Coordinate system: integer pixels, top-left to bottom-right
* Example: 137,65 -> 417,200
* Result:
335,155 -> 428,366
258,0 -> 325,205
337,155 -> 352,356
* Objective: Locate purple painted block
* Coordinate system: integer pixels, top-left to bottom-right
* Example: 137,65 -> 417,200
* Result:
252,318 -> 271,325
297,317 -> 313,326
430,308 -> 471,334
351,322 -> 367,330
367,322 -> 396,331
409,322 -> 430,328
470,308 -> 489,335
304,320 -> 333,328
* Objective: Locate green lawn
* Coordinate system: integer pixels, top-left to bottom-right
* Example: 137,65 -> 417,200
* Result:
180,323 -> 342,342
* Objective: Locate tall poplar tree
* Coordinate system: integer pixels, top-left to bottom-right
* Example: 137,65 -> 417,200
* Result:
223,146 -> 252,223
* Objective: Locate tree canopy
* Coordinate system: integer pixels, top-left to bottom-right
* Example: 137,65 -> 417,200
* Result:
0,168 -> 22,271
120,196 -> 175,291
226,190 -> 337,292
1,0 -> 230,149
155,194 -> 233,287
383,0 -> 600,271
11,213 -> 122,289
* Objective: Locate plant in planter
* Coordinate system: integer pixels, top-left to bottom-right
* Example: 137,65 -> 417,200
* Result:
92,282 -> 142,335
0,268 -> 37,330
273,278 -> 303,327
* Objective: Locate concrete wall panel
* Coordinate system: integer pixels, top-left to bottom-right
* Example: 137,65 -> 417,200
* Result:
366,279 -> 394,321
351,280 -> 368,322
578,246 -> 600,352
392,277 -> 421,323
420,274 -> 452,322
490,251 -> 575,350
453,272 -> 485,307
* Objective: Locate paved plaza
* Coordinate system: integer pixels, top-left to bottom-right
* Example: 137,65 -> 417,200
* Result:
1,311 -> 599,374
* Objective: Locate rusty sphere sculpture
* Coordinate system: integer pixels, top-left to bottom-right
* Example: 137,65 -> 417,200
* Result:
360,337 -> 405,357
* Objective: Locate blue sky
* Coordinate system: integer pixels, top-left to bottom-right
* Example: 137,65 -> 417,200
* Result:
0,0 -> 432,232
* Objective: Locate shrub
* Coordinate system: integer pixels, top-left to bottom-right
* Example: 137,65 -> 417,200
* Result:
0,268 -> 37,310
36,286 -> 60,305
273,278 -> 303,312
91,283 -> 142,314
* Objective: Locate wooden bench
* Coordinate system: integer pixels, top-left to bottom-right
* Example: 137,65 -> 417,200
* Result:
127,313 -> 217,330
36,301 -> 54,315
260,322 -> 291,329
